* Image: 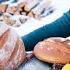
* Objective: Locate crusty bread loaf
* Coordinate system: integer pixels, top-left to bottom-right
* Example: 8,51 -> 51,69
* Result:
0,23 -> 26,70
34,37 -> 70,64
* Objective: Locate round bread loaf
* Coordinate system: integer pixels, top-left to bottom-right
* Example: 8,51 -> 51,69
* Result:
0,23 -> 26,70
34,37 -> 70,64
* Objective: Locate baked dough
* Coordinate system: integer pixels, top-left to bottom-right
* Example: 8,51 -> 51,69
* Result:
0,23 -> 26,70
34,37 -> 70,64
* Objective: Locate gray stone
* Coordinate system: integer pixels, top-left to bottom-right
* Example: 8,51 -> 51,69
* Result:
18,57 -> 51,70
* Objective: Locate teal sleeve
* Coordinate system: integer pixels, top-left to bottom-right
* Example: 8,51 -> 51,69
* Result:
22,10 -> 70,51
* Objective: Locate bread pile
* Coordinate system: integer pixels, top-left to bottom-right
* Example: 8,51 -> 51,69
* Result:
3,0 -> 53,18
0,0 -> 54,27
0,23 -> 70,70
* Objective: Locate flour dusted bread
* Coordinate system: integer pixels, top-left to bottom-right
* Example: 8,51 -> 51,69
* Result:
0,23 -> 26,70
34,37 -> 70,64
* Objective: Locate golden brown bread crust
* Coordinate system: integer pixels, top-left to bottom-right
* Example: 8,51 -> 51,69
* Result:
0,23 -> 26,70
34,37 -> 70,64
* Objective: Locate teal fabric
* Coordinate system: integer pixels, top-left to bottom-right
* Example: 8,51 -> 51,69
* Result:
22,10 -> 70,51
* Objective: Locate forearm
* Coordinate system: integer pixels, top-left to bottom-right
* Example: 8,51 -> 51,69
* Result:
22,10 -> 70,51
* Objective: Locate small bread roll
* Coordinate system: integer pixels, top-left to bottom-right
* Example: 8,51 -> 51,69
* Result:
34,37 -> 70,64
0,23 -> 26,70
24,4 -> 30,12
18,2 -> 26,12
0,4 -> 8,13
11,6 -> 17,14
27,11 -> 34,17
3,13 -> 16,26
